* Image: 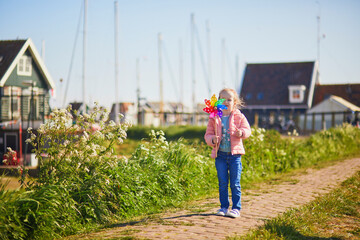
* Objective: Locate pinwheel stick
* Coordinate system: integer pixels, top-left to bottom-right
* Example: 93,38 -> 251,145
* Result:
214,120 -> 218,158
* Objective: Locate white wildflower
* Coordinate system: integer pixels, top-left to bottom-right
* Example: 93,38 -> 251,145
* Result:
83,131 -> 89,140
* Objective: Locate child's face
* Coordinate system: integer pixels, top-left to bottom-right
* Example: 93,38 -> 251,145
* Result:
219,91 -> 235,115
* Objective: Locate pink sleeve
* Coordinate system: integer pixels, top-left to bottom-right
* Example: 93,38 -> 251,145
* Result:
239,113 -> 251,139
230,112 -> 251,139
204,118 -> 216,147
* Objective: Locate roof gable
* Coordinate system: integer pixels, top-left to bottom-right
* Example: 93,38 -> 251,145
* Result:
0,40 -> 26,80
240,61 -> 317,108
313,84 -> 360,107
0,38 -> 55,89
308,95 -> 360,113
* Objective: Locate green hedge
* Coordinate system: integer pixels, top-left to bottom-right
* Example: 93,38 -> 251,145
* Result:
1,119 -> 359,239
126,125 -> 206,140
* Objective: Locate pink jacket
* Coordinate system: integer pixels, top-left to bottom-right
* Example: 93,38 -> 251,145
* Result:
204,109 -> 251,158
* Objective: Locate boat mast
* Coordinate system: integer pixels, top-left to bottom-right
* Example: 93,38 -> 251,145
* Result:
191,13 -> 196,124
82,0 -> 87,112
158,33 -> 164,125
114,0 -> 120,123
206,20 -> 212,94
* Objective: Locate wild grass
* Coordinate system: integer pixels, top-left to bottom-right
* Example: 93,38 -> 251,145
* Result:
230,171 -> 360,240
0,105 -> 359,240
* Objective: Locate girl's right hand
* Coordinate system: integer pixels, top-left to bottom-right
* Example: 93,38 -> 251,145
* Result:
212,136 -> 219,144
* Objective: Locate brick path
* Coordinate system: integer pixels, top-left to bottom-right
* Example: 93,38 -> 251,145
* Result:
68,157 -> 360,240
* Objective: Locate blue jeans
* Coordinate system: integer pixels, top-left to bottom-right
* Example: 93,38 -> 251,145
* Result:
215,151 -> 242,210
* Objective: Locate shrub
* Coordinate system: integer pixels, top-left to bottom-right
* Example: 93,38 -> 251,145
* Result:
0,107 -> 215,239
126,125 -> 206,140
1,106 -> 359,240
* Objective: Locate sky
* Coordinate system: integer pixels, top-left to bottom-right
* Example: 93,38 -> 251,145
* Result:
1,0 -> 359,109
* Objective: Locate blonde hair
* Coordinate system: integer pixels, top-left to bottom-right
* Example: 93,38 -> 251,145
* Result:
219,88 -> 245,109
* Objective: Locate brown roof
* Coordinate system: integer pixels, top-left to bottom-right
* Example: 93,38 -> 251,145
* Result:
240,61 -> 316,106
313,84 -> 360,107
0,40 -> 27,79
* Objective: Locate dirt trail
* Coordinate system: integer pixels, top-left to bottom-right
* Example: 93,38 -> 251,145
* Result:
68,157 -> 360,240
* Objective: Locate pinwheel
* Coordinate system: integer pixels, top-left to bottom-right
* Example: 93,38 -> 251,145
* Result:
203,94 -> 227,157
203,94 -> 227,118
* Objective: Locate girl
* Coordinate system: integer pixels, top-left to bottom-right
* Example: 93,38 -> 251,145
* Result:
204,88 -> 251,218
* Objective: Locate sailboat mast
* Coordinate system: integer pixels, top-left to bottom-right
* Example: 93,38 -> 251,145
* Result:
191,13 -> 196,124
114,0 -> 120,123
82,0 -> 87,111
158,33 -> 164,125
235,54 -> 239,90
179,38 -> 184,113
222,38 -> 226,88
206,20 -> 212,94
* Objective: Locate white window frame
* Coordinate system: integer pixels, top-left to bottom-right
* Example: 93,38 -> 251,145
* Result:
17,55 -> 32,76
1,87 -> 21,119
288,85 -> 306,103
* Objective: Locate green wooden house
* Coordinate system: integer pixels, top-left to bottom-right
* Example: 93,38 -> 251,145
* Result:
0,38 -> 55,163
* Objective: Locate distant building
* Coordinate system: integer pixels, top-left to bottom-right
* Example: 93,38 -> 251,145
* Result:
313,83 -> 360,107
240,61 -> 318,129
109,101 -> 189,127
239,60 -> 360,132
308,95 -> 360,114
0,39 -> 55,164
109,102 -> 137,124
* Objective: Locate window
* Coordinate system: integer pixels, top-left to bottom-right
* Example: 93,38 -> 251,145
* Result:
17,55 -> 32,76
288,85 -> 306,103
292,90 -> 300,99
245,93 -> 252,100
1,87 -> 21,119
257,92 -> 264,100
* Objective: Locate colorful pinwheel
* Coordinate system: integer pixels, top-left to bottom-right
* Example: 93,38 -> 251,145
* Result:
203,94 -> 228,118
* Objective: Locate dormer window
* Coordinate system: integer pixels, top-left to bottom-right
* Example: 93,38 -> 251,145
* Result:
288,85 -> 306,103
17,55 -> 32,76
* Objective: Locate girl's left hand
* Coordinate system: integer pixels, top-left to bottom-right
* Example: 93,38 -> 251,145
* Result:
235,129 -> 243,137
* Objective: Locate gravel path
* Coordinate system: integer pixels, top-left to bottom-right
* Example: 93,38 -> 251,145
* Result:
68,157 -> 360,240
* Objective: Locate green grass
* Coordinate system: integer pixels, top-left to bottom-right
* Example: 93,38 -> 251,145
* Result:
228,171 -> 360,240
1,123 -> 359,240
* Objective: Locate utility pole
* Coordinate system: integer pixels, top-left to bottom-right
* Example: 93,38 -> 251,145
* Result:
316,1 -> 325,85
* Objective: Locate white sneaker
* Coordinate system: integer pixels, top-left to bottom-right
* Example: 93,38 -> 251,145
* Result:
216,208 -> 228,216
226,209 -> 240,218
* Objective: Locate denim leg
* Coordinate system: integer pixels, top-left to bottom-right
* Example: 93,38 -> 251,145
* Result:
215,153 -> 229,209
229,154 -> 242,210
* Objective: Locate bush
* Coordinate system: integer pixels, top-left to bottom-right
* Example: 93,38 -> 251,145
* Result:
126,125 -> 206,140
1,105 -> 359,240
0,107 -> 215,239
241,124 -> 360,184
